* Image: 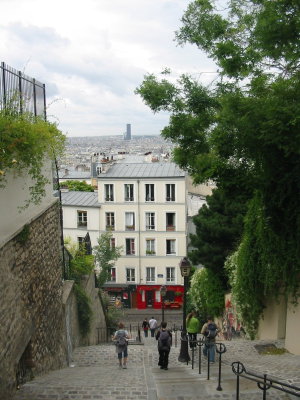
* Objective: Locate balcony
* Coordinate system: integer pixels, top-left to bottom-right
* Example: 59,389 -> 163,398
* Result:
125,225 -> 135,231
106,225 -> 115,231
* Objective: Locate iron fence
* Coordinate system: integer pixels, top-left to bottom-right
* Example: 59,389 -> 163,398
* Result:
0,61 -> 46,118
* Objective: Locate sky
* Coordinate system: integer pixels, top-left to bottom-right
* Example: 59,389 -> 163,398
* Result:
0,0 -> 217,137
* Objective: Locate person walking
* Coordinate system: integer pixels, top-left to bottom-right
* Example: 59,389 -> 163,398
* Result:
156,321 -> 172,370
142,318 -> 150,337
149,316 -> 158,337
201,316 -> 218,363
113,322 -> 130,369
186,310 -> 200,348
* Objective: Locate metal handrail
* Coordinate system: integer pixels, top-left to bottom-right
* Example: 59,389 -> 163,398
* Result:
232,361 -> 300,399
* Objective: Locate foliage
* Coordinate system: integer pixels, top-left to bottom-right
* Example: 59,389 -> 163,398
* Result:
74,283 -> 93,337
0,109 -> 66,209
16,224 -> 30,245
62,180 -> 94,192
189,186 -> 248,288
99,290 -> 123,331
68,247 -> 94,337
69,247 -> 94,284
136,0 -> 300,335
63,236 -> 79,258
93,232 -> 122,287
189,268 -> 224,318
261,347 -> 287,356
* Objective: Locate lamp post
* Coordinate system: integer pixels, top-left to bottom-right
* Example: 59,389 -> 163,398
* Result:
178,257 -> 191,363
160,285 -> 167,323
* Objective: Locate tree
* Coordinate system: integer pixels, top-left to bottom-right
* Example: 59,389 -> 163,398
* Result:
62,180 -> 94,192
136,0 -> 300,333
93,232 -> 122,287
189,268 -> 224,318
189,186 -> 247,288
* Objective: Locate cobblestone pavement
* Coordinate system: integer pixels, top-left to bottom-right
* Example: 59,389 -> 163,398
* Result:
14,335 -> 300,400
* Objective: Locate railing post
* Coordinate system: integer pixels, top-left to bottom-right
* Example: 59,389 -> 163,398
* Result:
198,339 -> 203,375
216,342 -> 227,391
191,342 -> 195,369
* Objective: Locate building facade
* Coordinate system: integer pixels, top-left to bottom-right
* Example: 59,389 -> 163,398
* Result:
61,161 -> 188,309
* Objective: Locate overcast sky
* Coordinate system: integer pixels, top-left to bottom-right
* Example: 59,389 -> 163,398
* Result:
1,0 -> 217,137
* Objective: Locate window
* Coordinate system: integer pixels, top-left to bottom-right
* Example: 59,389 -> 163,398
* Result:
77,236 -> 85,246
106,212 -> 115,231
77,210 -> 87,227
124,184 -> 134,201
110,237 -> 116,249
108,267 -> 116,282
166,212 -> 176,231
166,239 -> 176,255
145,184 -> 155,201
146,267 -> 155,282
96,166 -> 102,175
125,212 -> 135,230
166,267 -> 175,282
165,290 -> 175,302
145,212 -> 155,230
126,238 -> 135,255
126,268 -> 135,282
166,184 -> 175,201
146,239 -> 155,255
104,184 -> 114,201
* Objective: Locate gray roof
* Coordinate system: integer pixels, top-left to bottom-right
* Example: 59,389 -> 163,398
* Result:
59,170 -> 91,180
61,191 -> 101,207
100,162 -> 186,179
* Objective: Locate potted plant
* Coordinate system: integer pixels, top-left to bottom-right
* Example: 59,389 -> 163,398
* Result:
146,250 -> 155,255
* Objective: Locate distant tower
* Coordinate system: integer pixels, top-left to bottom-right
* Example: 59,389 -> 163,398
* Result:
124,123 -> 131,140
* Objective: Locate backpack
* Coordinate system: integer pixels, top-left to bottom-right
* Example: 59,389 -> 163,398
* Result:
205,322 -> 217,339
158,330 -> 171,350
116,331 -> 127,347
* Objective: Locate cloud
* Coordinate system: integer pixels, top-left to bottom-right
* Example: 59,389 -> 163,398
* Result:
0,0 -> 218,137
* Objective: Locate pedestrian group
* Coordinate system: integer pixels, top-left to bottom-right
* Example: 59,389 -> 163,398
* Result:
113,312 -> 219,371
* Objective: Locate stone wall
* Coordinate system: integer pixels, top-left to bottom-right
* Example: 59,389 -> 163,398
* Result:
0,202 -> 67,400
80,273 -> 107,345
62,273 -> 107,363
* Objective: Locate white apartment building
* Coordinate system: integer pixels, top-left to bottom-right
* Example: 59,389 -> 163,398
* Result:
61,161 -> 187,309
97,162 -> 187,309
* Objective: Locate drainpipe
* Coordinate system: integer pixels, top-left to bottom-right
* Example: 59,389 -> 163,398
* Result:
137,179 -> 141,285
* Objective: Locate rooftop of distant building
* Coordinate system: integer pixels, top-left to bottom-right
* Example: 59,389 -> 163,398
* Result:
99,162 -> 186,178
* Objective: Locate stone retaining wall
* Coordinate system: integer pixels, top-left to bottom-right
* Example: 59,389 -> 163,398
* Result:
0,202 -> 67,400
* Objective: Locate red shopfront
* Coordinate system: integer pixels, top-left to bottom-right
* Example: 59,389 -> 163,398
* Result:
136,285 -> 184,309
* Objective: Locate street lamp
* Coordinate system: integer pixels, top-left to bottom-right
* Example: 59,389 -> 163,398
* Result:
160,285 -> 167,323
178,257 -> 192,363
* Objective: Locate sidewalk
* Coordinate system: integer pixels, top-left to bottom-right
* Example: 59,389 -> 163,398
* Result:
14,335 -> 300,400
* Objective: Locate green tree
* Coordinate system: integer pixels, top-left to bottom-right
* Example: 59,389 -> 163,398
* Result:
62,180 -> 94,192
189,268 -> 224,318
136,0 -> 300,333
189,187 -> 247,288
93,232 -> 122,287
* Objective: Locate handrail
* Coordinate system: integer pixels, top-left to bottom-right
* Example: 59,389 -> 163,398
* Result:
232,361 -> 300,399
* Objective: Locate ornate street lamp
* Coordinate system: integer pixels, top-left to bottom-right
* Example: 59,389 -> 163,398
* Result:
178,257 -> 192,363
160,285 -> 167,323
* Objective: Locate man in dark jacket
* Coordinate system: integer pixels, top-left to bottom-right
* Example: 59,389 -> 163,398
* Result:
156,321 -> 172,370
